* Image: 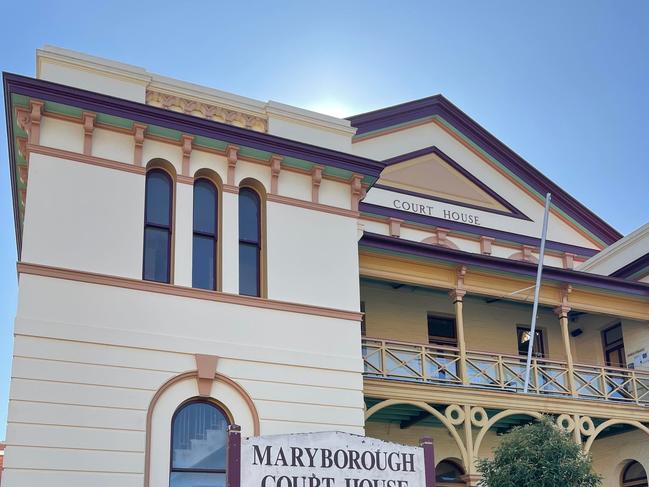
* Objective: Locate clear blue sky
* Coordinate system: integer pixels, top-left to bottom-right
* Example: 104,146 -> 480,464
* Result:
0,1 -> 648,439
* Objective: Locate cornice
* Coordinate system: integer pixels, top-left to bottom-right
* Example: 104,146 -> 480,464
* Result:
4,73 -> 383,177
579,222 -> 649,273
359,202 -> 600,257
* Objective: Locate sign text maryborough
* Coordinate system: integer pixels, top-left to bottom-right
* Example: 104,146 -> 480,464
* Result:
240,431 -> 429,487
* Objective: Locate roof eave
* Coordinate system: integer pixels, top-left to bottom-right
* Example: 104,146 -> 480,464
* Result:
348,95 -> 622,246
359,232 -> 649,297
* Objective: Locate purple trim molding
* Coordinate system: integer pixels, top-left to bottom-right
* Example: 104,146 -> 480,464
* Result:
359,232 -> 649,297
348,95 -> 622,245
360,202 -> 600,257
419,436 -> 436,487
3,73 -> 384,177
2,72 -> 20,255
226,424 -> 241,487
610,253 -> 649,279
381,145 -> 528,219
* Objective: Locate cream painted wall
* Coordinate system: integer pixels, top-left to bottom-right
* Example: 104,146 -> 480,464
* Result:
22,154 -> 144,279
361,280 -> 568,360
221,191 -> 239,293
267,202 -> 360,311
173,183 -> 193,286
590,429 -> 649,487
569,315 -> 649,368
267,115 -> 353,153
38,55 -> 148,103
39,117 -> 83,153
3,274 -> 365,485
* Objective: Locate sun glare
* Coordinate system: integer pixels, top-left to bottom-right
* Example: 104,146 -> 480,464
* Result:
305,100 -> 353,119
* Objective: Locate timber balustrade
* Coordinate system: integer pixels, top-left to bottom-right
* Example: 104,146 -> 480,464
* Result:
362,338 -> 649,405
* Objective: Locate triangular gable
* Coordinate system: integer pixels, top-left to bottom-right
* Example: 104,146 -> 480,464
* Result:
348,95 -> 622,246
378,146 -> 522,216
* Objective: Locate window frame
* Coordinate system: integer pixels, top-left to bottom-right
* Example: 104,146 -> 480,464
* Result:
436,459 -> 466,485
143,168 -> 174,284
169,399 -> 231,483
238,185 -> 264,297
622,460 -> 648,487
516,325 -> 546,358
601,322 -> 626,368
192,177 -> 219,291
427,312 -> 458,347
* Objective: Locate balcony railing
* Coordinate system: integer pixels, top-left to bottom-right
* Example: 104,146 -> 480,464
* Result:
362,338 -> 649,405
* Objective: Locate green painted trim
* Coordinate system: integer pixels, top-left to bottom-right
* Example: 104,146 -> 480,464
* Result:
95,112 -> 133,130
146,124 -> 181,141
44,100 -> 83,118
193,136 -> 228,151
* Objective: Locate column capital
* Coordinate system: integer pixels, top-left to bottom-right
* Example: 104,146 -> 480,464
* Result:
449,288 -> 466,302
554,304 -> 571,318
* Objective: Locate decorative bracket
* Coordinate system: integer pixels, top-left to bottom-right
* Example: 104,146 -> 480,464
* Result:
82,112 -> 96,156
270,155 -> 282,194
311,165 -> 323,203
226,145 -> 239,185
181,135 -> 194,177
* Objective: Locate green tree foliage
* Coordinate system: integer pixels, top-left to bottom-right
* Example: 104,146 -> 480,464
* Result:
477,417 -> 601,487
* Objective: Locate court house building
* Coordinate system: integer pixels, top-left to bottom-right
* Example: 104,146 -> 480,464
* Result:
2,46 -> 649,486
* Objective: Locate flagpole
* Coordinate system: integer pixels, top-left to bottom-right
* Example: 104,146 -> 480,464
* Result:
523,193 -> 552,394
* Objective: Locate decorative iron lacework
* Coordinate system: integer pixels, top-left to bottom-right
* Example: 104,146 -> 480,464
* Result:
146,90 -> 267,133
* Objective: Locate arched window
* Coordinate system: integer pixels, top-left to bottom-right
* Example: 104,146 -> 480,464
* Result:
436,459 -> 466,486
239,187 -> 262,297
623,461 -> 648,487
193,178 -> 218,290
143,169 -> 173,283
170,400 -> 229,487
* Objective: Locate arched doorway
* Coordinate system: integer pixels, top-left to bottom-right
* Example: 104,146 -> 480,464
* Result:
622,461 -> 648,487
436,459 -> 466,486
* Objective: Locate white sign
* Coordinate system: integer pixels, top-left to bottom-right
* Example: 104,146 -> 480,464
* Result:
241,431 -> 426,487
363,187 -> 525,231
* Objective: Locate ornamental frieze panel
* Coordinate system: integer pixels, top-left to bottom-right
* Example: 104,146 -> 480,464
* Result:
146,90 -> 267,132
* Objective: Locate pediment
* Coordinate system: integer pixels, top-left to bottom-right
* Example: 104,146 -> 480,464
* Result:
378,147 -> 517,214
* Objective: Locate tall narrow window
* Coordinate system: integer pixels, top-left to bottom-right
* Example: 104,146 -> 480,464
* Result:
193,179 -> 218,290
239,187 -> 261,297
143,169 -> 173,283
602,322 -> 626,367
170,401 -> 229,487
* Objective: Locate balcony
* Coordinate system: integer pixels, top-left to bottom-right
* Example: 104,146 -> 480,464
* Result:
362,337 -> 649,405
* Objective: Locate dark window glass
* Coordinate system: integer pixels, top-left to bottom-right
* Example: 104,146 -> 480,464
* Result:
428,314 -> 457,346
192,179 -> 218,290
239,243 -> 260,297
144,227 -> 170,282
239,189 -> 260,242
623,461 -> 648,485
143,169 -> 172,283
435,459 -> 465,483
170,401 -> 228,487
193,180 -> 217,235
239,187 -> 261,297
360,301 -> 366,336
517,327 -> 545,358
193,236 -> 216,290
145,170 -> 172,227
